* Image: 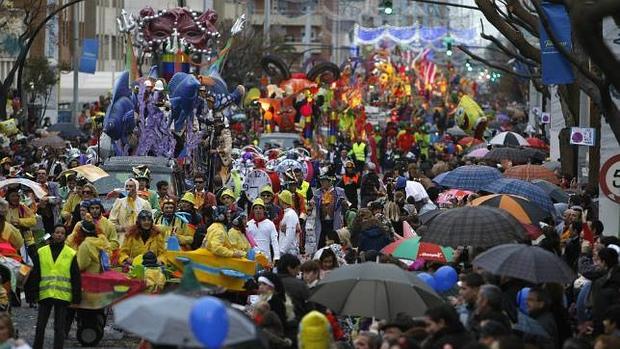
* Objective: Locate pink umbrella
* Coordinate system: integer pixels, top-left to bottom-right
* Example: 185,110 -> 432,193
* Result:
437,189 -> 474,206
465,147 -> 490,159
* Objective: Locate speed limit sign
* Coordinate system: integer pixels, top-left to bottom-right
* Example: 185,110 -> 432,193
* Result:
600,154 -> 620,204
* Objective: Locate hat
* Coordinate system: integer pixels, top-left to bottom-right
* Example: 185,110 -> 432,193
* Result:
395,176 -> 407,190
212,206 -> 227,222
231,211 -> 247,227
89,198 -> 103,208
298,311 -> 332,348
260,185 -> 274,195
180,192 -> 196,206
319,174 -> 332,181
81,220 -> 96,235
219,188 -> 236,200
137,209 -> 153,221
252,198 -> 265,208
142,251 -> 160,267
278,190 -> 293,206
0,157 -> 11,165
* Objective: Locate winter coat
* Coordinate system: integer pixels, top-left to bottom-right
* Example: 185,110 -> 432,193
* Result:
591,265 -> 620,335
353,218 -> 391,252
421,328 -> 474,349
77,235 -> 110,273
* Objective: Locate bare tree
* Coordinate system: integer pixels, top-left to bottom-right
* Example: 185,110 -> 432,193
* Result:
472,0 -> 620,145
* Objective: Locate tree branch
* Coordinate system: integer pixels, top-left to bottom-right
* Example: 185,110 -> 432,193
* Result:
570,0 -> 620,92
457,45 -> 538,79
506,0 -> 540,36
475,0 -> 541,63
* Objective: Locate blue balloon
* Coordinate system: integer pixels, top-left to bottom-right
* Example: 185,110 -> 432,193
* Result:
417,272 -> 437,291
189,296 -> 229,349
434,266 -> 458,292
516,287 -> 530,314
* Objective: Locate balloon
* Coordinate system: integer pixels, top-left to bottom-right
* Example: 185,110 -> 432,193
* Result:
300,104 -> 313,117
264,111 -> 273,121
417,272 -> 437,291
189,296 -> 229,349
516,287 -> 530,314
434,266 -> 458,292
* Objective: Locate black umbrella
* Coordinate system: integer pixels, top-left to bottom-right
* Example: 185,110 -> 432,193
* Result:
419,209 -> 442,225
421,206 -> 527,248
483,148 -> 530,164
309,262 -> 443,319
472,243 -> 576,284
46,123 -> 86,139
520,148 -> 547,164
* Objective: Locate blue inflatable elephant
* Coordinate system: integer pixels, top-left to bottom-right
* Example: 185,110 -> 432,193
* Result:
103,71 -> 136,156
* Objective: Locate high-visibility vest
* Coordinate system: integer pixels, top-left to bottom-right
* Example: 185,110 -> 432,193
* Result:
352,143 -> 366,161
297,180 -> 310,199
38,245 -> 75,302
231,171 -> 243,197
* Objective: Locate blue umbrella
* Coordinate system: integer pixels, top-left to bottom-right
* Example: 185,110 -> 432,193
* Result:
483,178 -> 554,215
435,165 -> 502,191
432,171 -> 450,185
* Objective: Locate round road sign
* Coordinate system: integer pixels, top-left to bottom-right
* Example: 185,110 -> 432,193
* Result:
600,154 -> 620,205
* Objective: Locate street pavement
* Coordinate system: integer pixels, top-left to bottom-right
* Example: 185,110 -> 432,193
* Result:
11,306 -> 140,348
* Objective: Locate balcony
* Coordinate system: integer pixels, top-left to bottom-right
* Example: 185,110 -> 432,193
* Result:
250,10 -> 324,27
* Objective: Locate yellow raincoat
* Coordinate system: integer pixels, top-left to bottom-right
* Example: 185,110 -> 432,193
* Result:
109,197 -> 152,232
7,204 -> 36,245
155,215 -> 193,248
77,235 -> 110,273
203,223 -> 250,258
119,227 -> 165,264
71,217 -> 119,251
0,222 -> 24,251
61,192 -> 82,220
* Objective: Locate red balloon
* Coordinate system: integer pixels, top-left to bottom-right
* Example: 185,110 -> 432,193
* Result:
300,104 -> 313,116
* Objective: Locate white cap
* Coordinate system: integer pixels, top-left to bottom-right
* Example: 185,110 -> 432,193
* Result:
154,80 -> 164,91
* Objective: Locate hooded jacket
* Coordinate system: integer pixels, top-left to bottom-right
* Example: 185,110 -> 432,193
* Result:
77,235 -> 110,273
352,218 -> 391,252
119,225 -> 165,263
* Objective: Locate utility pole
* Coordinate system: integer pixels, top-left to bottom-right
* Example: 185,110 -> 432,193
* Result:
264,0 -> 271,47
303,1 -> 312,64
72,3 -> 80,126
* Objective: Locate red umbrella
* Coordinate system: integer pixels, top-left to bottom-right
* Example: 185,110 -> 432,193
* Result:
526,137 -> 548,150
458,136 -> 484,146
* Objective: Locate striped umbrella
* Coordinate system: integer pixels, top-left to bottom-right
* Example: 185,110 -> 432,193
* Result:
489,131 -> 529,147
482,178 -> 555,215
469,194 -> 550,225
435,165 -> 503,191
382,237 -> 454,263
465,147 -> 490,159
422,206 -> 527,248
504,164 -> 560,184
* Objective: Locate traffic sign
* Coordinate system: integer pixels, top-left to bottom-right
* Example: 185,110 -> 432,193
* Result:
600,154 -> 620,205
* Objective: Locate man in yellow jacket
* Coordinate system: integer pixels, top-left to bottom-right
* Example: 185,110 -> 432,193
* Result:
155,199 -> 193,250
5,187 -> 36,246
119,210 -> 165,265
0,198 -> 24,252
77,220 -> 110,273
32,224 -> 81,349
203,208 -> 250,258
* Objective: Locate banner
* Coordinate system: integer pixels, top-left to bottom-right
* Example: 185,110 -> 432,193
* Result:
539,3 -> 575,84
79,38 -> 99,74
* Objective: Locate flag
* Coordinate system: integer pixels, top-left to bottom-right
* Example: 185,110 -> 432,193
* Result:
539,3 -> 575,84
403,221 -> 417,238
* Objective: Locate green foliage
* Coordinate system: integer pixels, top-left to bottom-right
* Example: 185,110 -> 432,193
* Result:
24,56 -> 58,98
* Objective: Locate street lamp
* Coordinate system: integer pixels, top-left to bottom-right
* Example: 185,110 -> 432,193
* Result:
381,1 -> 393,15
